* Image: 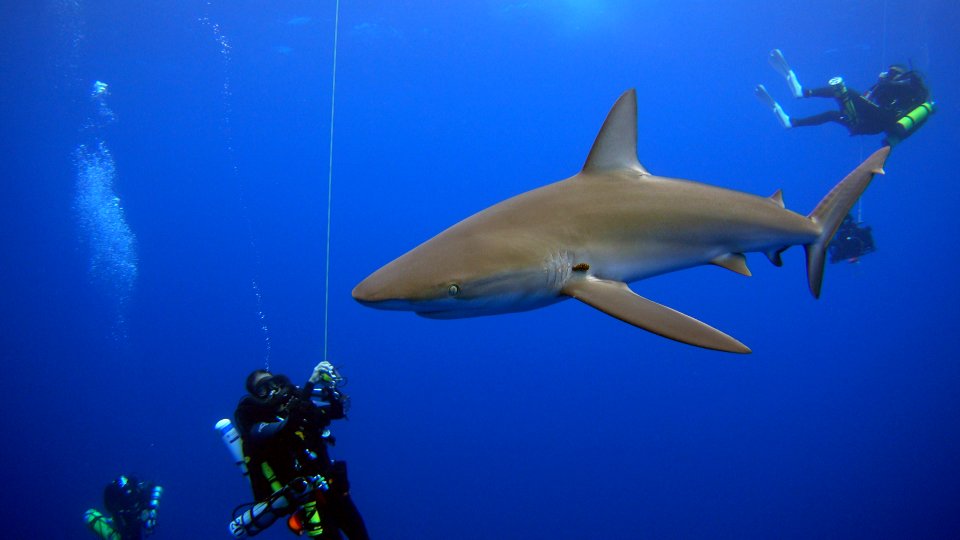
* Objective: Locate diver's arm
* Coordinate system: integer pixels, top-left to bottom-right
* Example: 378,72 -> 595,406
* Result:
301,379 -> 316,400
247,416 -> 290,442
315,387 -> 346,420
868,78 -> 923,108
235,397 -> 290,443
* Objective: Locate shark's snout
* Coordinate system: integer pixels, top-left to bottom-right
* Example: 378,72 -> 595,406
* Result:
351,281 -> 423,313
351,276 -> 385,304
352,268 -> 415,310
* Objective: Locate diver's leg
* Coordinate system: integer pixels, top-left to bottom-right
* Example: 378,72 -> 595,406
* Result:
790,110 -> 849,128
847,96 -> 887,135
768,49 -> 804,98
802,86 -> 839,98
333,495 -> 370,540
755,84 -> 792,128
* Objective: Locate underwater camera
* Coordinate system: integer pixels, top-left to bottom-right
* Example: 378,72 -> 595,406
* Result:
829,214 -> 875,263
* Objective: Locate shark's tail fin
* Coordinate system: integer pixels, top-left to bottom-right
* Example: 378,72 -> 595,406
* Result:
805,146 -> 890,298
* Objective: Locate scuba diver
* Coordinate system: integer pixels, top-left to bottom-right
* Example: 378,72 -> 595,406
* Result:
756,49 -> 934,146
829,214 -> 876,264
755,49 -> 936,264
84,475 -> 163,540
228,361 -> 369,539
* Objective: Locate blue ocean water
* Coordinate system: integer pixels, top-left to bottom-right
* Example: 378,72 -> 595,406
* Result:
2,0 -> 959,538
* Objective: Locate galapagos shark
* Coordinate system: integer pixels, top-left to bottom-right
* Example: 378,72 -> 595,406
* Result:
352,89 -> 889,353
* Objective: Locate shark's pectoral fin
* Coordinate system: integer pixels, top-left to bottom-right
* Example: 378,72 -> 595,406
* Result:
711,253 -> 751,276
561,278 -> 751,354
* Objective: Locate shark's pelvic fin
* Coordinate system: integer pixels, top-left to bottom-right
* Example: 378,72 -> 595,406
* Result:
562,277 -> 751,354
805,146 -> 890,298
711,253 -> 752,276
581,89 -> 650,176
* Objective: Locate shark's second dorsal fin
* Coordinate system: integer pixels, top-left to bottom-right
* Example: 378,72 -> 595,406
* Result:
582,89 -> 649,176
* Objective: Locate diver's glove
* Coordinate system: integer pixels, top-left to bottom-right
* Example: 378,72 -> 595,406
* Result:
310,361 -> 339,387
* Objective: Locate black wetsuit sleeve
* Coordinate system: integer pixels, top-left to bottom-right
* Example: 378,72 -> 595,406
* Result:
803,85 -> 839,98
317,387 -> 346,420
247,417 -> 288,443
235,396 -> 287,443
303,374 -> 346,420
301,379 -> 316,398
234,397 -> 258,435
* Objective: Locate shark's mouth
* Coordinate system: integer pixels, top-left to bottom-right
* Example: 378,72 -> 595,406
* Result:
352,298 -> 418,311
415,310 -> 462,320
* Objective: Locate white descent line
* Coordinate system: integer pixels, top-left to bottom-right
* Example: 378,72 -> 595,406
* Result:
323,0 -> 341,362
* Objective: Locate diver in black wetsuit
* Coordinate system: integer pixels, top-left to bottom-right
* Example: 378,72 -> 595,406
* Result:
756,49 -> 933,145
231,362 -> 368,539
754,50 -> 935,264
84,475 -> 163,540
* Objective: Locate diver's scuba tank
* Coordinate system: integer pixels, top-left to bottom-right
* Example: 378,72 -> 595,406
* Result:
141,484 -> 163,532
83,509 -> 120,540
885,101 -> 936,147
149,484 -> 163,504
216,419 -> 249,476
828,76 -> 847,97
829,76 -> 860,125
228,475 -> 329,538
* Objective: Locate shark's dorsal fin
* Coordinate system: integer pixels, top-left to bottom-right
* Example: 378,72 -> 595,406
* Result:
582,89 -> 649,176
769,189 -> 785,208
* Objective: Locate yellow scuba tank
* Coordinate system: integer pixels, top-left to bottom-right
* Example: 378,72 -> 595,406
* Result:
83,509 -> 120,540
302,499 -> 325,536
886,101 -> 936,146
261,462 -> 284,493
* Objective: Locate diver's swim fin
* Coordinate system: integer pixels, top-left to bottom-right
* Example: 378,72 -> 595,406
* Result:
768,49 -> 804,98
755,85 -> 791,128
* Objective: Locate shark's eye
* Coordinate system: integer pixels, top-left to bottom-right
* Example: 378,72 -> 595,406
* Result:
447,284 -> 461,297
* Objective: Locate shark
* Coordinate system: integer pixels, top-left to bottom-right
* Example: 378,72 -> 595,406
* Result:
352,89 -> 889,353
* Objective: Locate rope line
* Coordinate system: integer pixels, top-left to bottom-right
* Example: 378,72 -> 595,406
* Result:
322,0 -> 341,362
860,0 -> 890,225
